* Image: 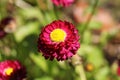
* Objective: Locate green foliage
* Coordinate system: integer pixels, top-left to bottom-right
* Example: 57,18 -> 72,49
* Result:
0,0 -> 119,80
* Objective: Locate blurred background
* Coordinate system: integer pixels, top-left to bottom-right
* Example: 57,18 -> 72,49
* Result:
0,0 -> 120,80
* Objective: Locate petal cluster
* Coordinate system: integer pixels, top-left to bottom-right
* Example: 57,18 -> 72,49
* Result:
38,20 -> 80,61
52,0 -> 74,7
0,60 -> 26,80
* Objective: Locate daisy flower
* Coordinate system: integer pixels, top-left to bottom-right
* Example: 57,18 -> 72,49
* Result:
38,20 -> 80,61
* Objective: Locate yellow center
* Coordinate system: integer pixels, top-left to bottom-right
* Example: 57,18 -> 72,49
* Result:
50,29 -> 66,42
4,67 -> 13,76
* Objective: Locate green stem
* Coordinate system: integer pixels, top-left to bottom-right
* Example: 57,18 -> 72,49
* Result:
80,0 -> 99,42
65,61 -> 74,80
69,54 -> 87,80
75,64 -> 86,80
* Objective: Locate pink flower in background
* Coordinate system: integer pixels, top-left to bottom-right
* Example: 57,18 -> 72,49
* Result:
0,60 -> 26,80
117,67 -> 120,76
38,20 -> 80,61
52,0 -> 74,7
0,16 -> 16,39
117,60 -> 120,76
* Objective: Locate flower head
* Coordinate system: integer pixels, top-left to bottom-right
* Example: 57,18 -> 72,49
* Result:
0,16 -> 16,33
38,20 -> 80,61
52,0 -> 74,7
0,16 -> 16,39
0,60 -> 26,80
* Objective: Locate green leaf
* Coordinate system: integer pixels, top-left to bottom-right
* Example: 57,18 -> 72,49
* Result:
34,77 -> 53,80
19,7 -> 46,25
30,53 -> 48,73
88,21 -> 102,30
95,66 -> 110,80
14,22 -> 39,42
77,44 -> 105,68
83,31 -> 92,44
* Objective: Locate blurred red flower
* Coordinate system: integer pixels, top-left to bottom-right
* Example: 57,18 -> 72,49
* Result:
0,16 -> 17,39
117,60 -> 120,76
52,0 -> 74,7
0,60 -> 26,80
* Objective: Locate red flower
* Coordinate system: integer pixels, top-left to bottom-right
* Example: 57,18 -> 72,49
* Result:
38,20 -> 80,61
117,60 -> 120,76
117,67 -> 120,76
0,16 -> 16,39
0,60 -> 26,80
0,16 -> 16,33
52,0 -> 74,7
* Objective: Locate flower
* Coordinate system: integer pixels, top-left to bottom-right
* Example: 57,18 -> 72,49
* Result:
117,59 -> 120,76
0,60 -> 26,80
0,16 -> 16,39
117,67 -> 120,76
52,0 -> 74,7
0,16 -> 16,33
38,20 -> 80,61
